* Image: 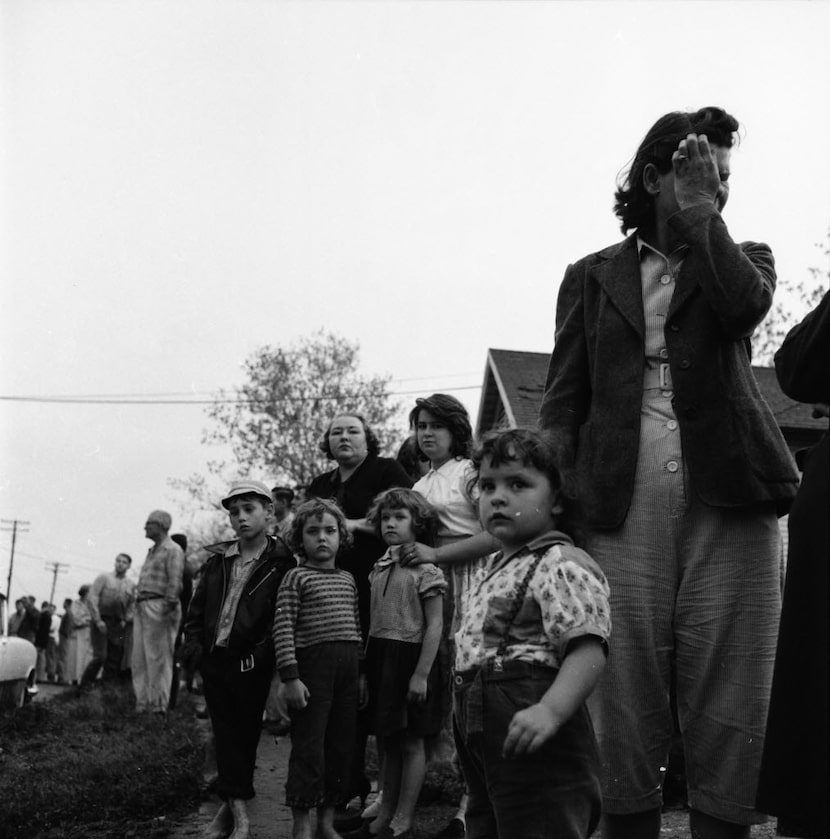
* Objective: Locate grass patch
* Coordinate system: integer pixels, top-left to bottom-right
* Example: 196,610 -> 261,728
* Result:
0,684 -> 204,839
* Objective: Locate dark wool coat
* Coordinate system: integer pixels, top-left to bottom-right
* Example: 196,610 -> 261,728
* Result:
756,290 -> 829,837
539,203 -> 799,531
184,534 -> 295,668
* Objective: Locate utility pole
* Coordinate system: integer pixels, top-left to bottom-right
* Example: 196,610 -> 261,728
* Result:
45,562 -> 69,605
2,519 -> 31,601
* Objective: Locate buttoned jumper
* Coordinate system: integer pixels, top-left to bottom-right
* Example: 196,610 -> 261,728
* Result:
451,532 -> 611,839
539,209 -> 797,825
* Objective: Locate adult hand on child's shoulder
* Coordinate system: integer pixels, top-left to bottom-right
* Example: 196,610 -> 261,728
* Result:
284,678 -> 310,710
400,543 -> 437,566
502,703 -> 562,758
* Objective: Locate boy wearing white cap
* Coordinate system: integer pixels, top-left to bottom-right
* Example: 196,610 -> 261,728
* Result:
183,480 -> 295,839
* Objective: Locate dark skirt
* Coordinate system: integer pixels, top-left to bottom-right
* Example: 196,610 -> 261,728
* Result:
366,636 -> 444,739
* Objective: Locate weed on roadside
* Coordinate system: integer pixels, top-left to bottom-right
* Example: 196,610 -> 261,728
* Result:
0,683 -> 204,839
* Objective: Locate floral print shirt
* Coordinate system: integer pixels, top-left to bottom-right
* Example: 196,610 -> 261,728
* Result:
454,530 -> 611,671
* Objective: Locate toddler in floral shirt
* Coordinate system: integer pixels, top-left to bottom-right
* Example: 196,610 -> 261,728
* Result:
452,428 -> 611,839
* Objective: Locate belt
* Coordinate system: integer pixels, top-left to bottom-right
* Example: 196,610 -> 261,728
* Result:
136,593 -> 164,602
642,362 -> 673,391
453,659 -> 558,735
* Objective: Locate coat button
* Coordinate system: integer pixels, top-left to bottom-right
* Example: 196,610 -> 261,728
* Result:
669,324 -> 680,332
666,460 -> 679,473
660,274 -> 673,285
679,359 -> 691,369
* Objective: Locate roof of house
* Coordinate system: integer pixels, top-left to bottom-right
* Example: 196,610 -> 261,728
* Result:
477,348 -> 826,440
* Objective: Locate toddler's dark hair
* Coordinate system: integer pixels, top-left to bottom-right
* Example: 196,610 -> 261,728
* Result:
367,488 -> 438,547
290,498 -> 353,558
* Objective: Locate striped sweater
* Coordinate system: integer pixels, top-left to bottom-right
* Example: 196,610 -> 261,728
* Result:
273,565 -> 362,681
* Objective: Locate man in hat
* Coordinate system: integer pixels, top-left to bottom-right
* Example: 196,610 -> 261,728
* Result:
132,510 -> 184,713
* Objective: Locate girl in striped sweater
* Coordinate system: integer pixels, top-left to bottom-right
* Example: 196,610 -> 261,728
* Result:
274,498 -> 366,839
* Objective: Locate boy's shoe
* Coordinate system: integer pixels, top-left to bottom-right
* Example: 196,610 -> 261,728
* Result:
340,821 -> 378,839
335,814 -> 368,834
430,818 -> 465,839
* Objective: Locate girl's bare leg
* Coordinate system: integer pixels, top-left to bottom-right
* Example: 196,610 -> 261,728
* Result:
292,807 -> 313,839
389,734 -> 425,835
316,804 -> 344,839
370,738 -> 399,834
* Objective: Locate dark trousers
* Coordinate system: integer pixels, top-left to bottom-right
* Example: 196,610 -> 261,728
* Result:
81,616 -> 128,685
286,642 -> 359,809
453,662 -> 602,839
201,648 -> 273,800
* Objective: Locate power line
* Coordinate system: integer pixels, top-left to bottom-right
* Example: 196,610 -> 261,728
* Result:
0,383 -> 482,406
0,371 -> 484,401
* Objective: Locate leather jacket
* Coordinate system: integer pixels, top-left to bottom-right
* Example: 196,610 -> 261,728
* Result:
184,535 -> 295,668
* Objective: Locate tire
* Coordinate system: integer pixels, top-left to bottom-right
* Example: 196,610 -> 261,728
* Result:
0,678 -> 27,710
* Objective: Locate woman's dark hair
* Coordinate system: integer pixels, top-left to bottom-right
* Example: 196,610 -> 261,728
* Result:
472,428 -> 576,537
408,393 -> 473,461
318,413 -> 381,461
290,498 -> 353,558
613,106 -> 739,234
366,488 -> 439,547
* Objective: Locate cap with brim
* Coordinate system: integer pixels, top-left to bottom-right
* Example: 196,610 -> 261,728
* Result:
221,480 -> 273,510
271,486 -> 295,501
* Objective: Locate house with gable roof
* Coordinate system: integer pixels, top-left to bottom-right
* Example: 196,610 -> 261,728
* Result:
475,348 -> 825,455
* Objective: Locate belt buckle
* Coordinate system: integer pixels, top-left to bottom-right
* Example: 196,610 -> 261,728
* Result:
492,655 -> 504,673
659,363 -> 672,390
240,654 -> 255,673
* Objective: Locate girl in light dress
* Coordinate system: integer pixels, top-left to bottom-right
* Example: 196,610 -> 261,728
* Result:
349,488 -> 445,839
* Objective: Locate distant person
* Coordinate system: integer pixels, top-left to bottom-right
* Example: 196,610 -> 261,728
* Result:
132,509 -> 184,714
270,486 -> 296,539
16,595 -> 39,643
168,533 -> 193,709
274,498 -> 364,839
35,601 -> 53,682
57,597 -> 73,683
756,289 -> 830,838
264,489 -> 296,736
82,553 -> 136,686
183,480 -> 294,839
67,586 -> 93,685
46,603 -> 60,682
538,107 -> 800,839
8,598 -> 25,637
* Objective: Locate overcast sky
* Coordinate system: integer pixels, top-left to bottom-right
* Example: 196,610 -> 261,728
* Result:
2,0 -> 829,607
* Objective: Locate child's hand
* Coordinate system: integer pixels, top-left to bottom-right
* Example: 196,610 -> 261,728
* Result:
400,543 -> 438,566
359,674 -> 368,709
502,703 -> 562,758
283,678 -> 310,710
407,673 -> 428,703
